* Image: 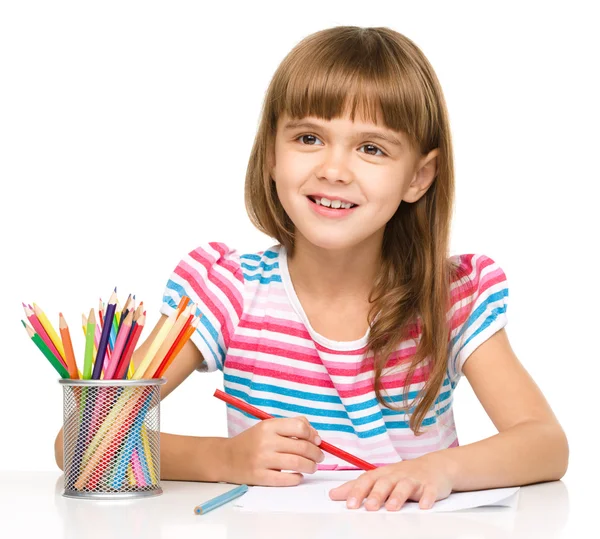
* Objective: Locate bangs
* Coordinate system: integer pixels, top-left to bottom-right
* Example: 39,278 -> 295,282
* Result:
270,29 -> 435,149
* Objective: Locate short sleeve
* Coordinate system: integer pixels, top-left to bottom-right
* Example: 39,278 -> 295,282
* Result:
447,254 -> 509,381
160,242 -> 245,372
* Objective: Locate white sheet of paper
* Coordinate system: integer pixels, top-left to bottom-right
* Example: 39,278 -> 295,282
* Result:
233,470 -> 520,513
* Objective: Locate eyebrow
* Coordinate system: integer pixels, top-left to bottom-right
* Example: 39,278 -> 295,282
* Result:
283,120 -> 403,148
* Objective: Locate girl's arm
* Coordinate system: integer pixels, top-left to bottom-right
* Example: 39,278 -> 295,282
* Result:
329,328 -> 569,510
437,327 -> 569,490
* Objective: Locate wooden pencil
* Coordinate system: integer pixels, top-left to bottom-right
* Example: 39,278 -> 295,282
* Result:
83,308 -> 96,379
141,304 -> 192,378
24,304 -> 67,370
154,317 -> 199,378
131,313 -> 174,379
33,303 -> 66,361
23,321 -> 70,378
114,314 -> 145,380
104,310 -> 133,379
92,290 -> 117,380
58,313 -> 79,379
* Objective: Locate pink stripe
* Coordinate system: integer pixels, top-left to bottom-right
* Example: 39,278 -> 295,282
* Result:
209,242 -> 245,285
225,357 -> 335,388
189,246 -> 244,306
225,356 -> 430,398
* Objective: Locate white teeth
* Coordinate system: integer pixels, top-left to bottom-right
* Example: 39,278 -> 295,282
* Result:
314,197 -> 354,209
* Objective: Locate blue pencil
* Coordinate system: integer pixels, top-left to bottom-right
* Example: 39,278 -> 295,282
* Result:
92,289 -> 117,380
194,484 -> 249,515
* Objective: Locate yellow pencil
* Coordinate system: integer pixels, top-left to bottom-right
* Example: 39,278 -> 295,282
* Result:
142,304 -> 192,379
132,313 -> 175,379
140,423 -> 157,485
33,303 -> 66,360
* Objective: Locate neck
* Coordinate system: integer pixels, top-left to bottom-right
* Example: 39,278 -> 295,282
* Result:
286,232 -> 383,303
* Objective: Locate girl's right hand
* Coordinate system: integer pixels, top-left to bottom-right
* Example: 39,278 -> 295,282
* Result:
222,416 -> 325,486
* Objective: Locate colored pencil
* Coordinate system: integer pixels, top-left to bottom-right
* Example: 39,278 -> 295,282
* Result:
213,389 -> 377,471
154,317 -> 199,378
23,321 -> 70,378
98,298 -> 104,329
58,313 -> 79,379
33,303 -> 66,361
194,484 -> 249,515
114,314 -> 145,380
132,313 -> 174,379
92,290 -> 117,379
83,308 -> 96,379
175,295 -> 190,319
139,423 -> 156,485
104,310 -> 133,379
141,304 -> 192,379
23,304 -> 67,370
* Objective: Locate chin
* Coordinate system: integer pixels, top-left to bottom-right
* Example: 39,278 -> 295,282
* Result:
297,229 -> 368,252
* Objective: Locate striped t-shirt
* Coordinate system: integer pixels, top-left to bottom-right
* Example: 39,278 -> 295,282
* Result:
161,242 -> 509,469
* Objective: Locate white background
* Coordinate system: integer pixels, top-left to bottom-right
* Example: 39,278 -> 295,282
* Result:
1,0 -> 598,507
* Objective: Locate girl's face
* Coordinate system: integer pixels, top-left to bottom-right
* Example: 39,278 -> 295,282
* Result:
270,110 -> 439,252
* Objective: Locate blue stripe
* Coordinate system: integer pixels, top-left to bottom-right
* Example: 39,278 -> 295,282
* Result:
228,405 -> 387,438
241,260 -> 279,273
449,289 -> 508,350
163,288 -> 224,370
227,387 -> 349,419
452,306 -> 507,373
243,273 -> 282,284
224,374 -> 452,417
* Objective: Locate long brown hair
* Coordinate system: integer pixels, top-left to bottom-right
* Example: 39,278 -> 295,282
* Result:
245,26 -> 461,435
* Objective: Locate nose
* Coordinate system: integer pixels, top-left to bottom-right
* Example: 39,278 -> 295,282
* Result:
316,146 -> 354,184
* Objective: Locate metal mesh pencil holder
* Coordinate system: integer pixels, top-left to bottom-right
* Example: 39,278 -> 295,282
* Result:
59,378 -> 166,500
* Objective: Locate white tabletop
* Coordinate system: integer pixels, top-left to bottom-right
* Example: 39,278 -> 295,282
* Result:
1,471 -> 584,538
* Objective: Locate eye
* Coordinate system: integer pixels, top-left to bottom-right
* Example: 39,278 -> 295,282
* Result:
359,144 -> 386,157
296,134 -> 324,146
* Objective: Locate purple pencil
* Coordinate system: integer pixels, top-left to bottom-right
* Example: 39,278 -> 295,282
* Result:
92,289 -> 117,379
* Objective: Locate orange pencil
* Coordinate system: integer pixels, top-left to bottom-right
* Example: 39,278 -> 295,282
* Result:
154,317 -> 199,378
58,313 -> 79,379
175,295 -> 190,318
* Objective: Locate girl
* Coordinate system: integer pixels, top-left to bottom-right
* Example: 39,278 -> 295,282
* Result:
56,26 -> 569,511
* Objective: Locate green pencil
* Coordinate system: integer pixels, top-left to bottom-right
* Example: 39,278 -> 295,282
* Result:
23,320 -> 70,378
83,308 -> 96,379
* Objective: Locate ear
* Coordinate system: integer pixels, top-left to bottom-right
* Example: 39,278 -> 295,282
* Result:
402,148 -> 439,203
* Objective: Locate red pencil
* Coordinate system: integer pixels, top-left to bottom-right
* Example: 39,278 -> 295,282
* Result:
213,389 -> 377,471
113,314 -> 145,379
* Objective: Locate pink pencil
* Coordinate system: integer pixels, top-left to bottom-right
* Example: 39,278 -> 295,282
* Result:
104,311 -> 133,379
131,447 -> 147,487
23,303 -> 68,370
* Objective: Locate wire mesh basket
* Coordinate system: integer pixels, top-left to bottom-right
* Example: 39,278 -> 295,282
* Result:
60,378 -> 165,499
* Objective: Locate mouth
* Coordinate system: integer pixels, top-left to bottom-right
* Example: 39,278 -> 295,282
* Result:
306,195 -> 358,209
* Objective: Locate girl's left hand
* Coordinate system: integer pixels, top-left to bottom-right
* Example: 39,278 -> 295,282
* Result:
328,453 -> 454,511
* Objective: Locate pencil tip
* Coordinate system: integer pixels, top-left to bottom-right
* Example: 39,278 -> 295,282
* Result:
21,319 -> 26,327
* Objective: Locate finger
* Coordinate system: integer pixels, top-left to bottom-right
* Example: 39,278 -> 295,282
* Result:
385,479 -> 421,512
270,417 -> 317,443
418,484 -> 438,510
255,470 -> 304,487
272,452 -> 319,474
345,474 -> 377,509
363,477 -> 397,511
276,436 -> 325,464
329,479 -> 356,500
